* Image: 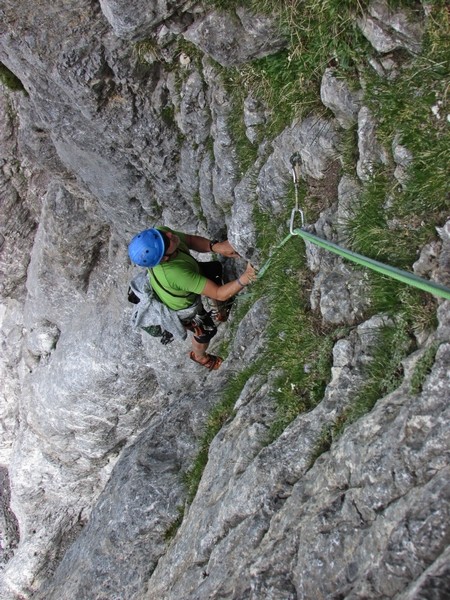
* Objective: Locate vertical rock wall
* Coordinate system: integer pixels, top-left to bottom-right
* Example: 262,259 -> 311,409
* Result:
0,1 -> 448,598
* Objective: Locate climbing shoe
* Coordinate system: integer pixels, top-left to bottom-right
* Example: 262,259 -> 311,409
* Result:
189,352 -> 223,371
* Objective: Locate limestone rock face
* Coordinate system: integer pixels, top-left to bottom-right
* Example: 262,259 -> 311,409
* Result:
321,68 -> 363,130
0,1 -> 448,599
358,0 -> 425,54
183,8 -> 286,67
32,298 -> 270,600
99,0 -> 191,40
147,316 -> 450,600
357,106 -> 390,181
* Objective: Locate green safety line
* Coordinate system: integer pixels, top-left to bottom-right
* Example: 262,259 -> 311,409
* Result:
257,230 -> 450,301
257,233 -> 293,278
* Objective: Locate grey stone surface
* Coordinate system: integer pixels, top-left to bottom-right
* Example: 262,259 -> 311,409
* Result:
313,261 -> 370,325
0,91 -> 42,469
296,115 -> 341,181
414,219 -> 450,290
0,468 -> 19,569
31,299 -> 270,600
147,313 -> 450,600
357,106 -> 390,181
183,8 -> 286,67
320,68 -> 363,130
243,95 -> 267,143
307,227 -> 370,325
175,69 -> 210,144
99,0 -> 191,40
202,61 -> 240,216
0,1 -> 448,599
358,0 -> 424,54
229,161 -> 262,262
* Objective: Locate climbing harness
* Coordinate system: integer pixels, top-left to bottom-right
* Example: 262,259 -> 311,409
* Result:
257,154 -> 450,301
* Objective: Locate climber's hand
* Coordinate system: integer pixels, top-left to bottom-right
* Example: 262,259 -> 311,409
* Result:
240,262 -> 257,285
212,240 -> 240,258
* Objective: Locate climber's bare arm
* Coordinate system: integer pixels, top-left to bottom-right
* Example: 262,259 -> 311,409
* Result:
185,235 -> 240,258
202,263 -> 256,301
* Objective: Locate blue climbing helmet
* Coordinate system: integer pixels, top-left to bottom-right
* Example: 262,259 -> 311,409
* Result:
128,228 -> 166,267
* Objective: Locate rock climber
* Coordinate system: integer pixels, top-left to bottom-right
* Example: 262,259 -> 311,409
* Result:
128,227 -> 256,370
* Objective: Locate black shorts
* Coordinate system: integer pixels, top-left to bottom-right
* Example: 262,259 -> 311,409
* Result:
183,261 -> 222,342
199,260 -> 223,285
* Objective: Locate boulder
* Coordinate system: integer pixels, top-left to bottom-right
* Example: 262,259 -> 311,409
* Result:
358,0 -> 425,54
321,68 -> 363,129
183,8 -> 286,67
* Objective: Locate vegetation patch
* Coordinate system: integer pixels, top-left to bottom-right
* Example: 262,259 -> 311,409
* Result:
164,505 -> 185,541
410,341 -> 441,395
365,4 -> 449,218
133,39 -> 161,64
342,171 -> 439,269
183,1 -> 447,500
236,207 -> 341,442
0,63 -> 25,92
363,272 -> 438,334
264,266 -> 337,443
344,4 -> 449,267
160,103 -> 175,126
307,424 -> 333,471
205,0 -> 373,138
338,124 -> 359,176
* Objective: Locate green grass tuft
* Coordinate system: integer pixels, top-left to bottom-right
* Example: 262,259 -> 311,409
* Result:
363,272 -> 439,333
410,341 -> 441,395
182,0 -> 448,502
164,505 -> 185,541
307,423 -> 333,470
133,39 -> 161,64
0,63 -> 25,92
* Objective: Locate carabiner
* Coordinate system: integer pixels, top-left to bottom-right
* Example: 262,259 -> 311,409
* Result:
290,207 -> 305,235
290,152 -> 302,185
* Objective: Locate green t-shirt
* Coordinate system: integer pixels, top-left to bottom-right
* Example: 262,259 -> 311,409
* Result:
148,227 -> 207,310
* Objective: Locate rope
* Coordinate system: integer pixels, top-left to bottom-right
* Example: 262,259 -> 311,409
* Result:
255,154 -> 450,301
256,232 -> 293,279
256,153 -> 303,279
291,228 -> 450,300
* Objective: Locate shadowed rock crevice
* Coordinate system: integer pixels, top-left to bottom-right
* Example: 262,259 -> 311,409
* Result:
0,467 -> 19,569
